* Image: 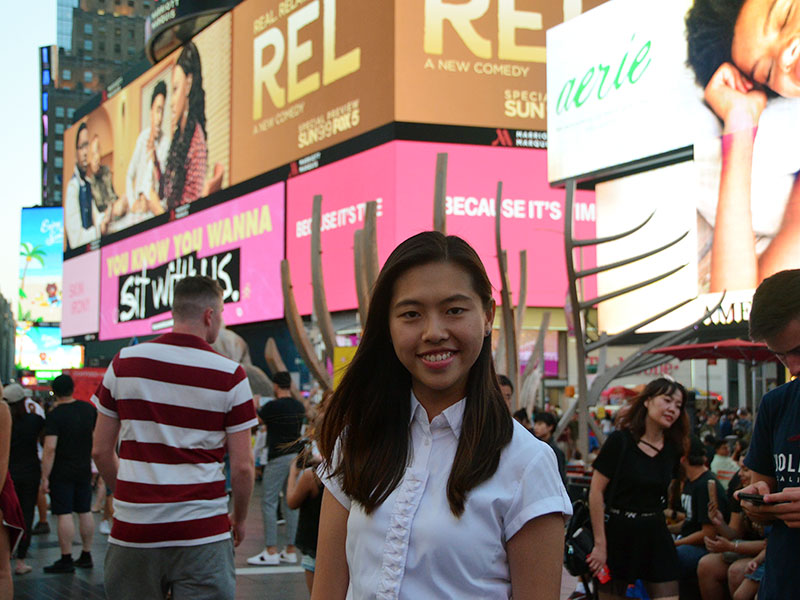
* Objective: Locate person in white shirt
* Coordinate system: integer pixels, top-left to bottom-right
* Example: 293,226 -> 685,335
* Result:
315,231 -> 572,599
126,80 -> 170,215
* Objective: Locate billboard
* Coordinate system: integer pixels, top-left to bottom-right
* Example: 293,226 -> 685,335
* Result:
395,0 -> 608,132
99,182 -> 285,341
546,0 -> 718,183
286,140 -> 596,315
19,207 -> 63,324
15,324 -> 83,371
62,13 -> 232,250
229,0 -> 394,184
550,0 -> 800,333
61,251 -> 101,342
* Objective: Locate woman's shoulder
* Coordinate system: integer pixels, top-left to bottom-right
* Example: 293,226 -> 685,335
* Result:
499,420 -> 559,469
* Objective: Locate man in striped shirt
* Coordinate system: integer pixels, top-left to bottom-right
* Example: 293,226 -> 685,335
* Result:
92,276 -> 257,599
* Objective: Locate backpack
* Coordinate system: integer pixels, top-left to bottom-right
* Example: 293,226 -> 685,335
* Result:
564,498 -> 594,577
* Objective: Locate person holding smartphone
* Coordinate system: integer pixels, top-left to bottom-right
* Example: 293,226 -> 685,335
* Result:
734,269 -> 800,599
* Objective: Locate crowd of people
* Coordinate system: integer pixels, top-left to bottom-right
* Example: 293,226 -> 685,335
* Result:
0,240 -> 798,600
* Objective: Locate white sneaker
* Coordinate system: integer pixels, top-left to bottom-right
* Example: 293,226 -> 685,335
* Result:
99,520 -> 111,535
279,550 -> 297,564
247,550 -> 280,566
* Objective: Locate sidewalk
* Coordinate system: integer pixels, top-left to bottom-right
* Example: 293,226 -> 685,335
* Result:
12,482 -> 580,599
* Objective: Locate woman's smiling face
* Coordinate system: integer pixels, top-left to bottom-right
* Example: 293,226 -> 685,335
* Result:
732,0 -> 800,96
389,261 -> 493,414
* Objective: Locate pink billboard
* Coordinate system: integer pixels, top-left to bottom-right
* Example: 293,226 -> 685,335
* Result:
286,141 -> 596,314
99,183 -> 285,341
62,251 -> 101,341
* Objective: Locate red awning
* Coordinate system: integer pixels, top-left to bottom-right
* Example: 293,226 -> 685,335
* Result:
648,339 -> 780,363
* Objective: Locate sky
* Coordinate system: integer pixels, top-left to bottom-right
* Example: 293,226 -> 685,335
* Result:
0,4 -> 57,308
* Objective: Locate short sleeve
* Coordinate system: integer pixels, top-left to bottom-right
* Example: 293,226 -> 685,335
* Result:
744,391 -> 777,478
503,444 -> 573,541
592,429 -> 626,478
224,366 -> 258,434
92,357 -> 119,419
317,438 -> 351,511
44,410 -> 59,437
258,401 -> 276,424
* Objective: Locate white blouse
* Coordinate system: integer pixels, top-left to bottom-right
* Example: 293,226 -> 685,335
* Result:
320,393 -> 572,599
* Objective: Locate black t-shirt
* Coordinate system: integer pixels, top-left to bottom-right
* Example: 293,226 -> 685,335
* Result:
744,378 -> 800,599
258,396 -> 305,460
679,470 -> 729,538
593,429 -> 680,513
10,412 -> 45,481
44,400 -> 97,482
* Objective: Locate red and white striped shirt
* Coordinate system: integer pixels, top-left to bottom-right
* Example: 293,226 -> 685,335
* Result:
92,333 -> 257,548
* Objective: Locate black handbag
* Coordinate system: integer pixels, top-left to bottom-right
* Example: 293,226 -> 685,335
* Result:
563,431 -> 630,578
564,499 -> 594,576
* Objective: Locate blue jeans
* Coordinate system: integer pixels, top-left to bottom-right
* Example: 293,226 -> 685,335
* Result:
676,544 -> 708,580
261,453 -> 299,548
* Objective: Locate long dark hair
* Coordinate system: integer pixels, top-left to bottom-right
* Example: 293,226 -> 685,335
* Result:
319,232 -> 513,517
615,377 -> 689,453
164,41 -> 206,210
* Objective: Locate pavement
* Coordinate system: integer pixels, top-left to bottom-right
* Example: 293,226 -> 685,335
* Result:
12,482 -> 580,599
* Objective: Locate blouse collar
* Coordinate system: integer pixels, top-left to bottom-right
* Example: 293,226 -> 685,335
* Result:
409,391 -> 466,438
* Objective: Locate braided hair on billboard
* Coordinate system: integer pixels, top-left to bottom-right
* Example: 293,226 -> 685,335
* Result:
164,41 -> 206,211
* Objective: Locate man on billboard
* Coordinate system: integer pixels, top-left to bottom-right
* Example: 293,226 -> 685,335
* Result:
685,0 -> 800,293
733,269 -> 800,599
87,135 -> 127,233
91,276 -> 257,599
126,80 -> 171,216
64,123 -> 102,249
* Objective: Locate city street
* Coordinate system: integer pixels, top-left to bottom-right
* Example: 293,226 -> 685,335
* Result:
12,480 -> 580,599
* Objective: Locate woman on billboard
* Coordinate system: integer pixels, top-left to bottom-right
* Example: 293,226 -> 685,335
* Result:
152,41 -> 208,214
686,0 -> 800,293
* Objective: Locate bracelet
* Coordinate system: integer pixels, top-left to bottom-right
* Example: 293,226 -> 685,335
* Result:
735,540 -> 740,551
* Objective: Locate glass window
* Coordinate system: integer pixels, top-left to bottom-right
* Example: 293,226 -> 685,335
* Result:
84,39 -> 93,51
84,71 -> 93,83
84,23 -> 92,34
129,29 -> 135,40
55,123 -> 64,134
55,140 -> 63,152
56,106 -> 64,118
54,190 -> 62,203
128,46 -> 136,56
55,157 -> 63,169
67,108 -> 75,118
114,43 -> 121,54
99,40 -> 105,52
62,69 -> 71,80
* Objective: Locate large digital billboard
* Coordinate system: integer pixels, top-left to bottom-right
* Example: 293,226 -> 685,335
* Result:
99,182 -> 285,341
61,251 -> 101,343
19,207 -> 63,324
62,13 -> 232,250
549,0 -> 800,333
286,140 -> 596,315
16,324 -> 83,371
395,0 -> 607,132
230,0 -> 395,184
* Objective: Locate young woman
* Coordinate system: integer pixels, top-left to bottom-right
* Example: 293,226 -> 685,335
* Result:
313,232 -> 571,599
587,378 -> 690,600
153,41 -> 207,214
0,391 -> 26,599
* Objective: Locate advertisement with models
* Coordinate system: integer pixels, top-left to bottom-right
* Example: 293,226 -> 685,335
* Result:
98,182 -> 285,341
565,0 -> 800,334
286,140 -> 596,315
62,13 -> 232,250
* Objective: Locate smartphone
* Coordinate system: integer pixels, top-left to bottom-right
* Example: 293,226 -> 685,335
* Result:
738,493 -> 790,505
707,480 -> 718,506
